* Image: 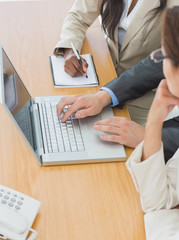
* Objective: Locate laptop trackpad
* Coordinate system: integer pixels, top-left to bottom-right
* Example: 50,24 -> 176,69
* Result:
80,114 -> 101,134
79,114 -> 124,159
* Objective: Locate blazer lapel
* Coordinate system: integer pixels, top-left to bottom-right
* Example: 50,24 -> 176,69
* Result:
120,0 -> 159,53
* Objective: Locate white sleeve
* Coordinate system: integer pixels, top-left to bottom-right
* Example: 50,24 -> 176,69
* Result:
126,141 -> 179,212
144,209 -> 179,240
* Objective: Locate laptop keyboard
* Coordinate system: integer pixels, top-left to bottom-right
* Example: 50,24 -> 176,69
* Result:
41,102 -> 85,153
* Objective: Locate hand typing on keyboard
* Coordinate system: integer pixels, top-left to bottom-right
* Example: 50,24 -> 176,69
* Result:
41,102 -> 85,153
56,94 -> 145,148
58,105 -> 76,120
56,92 -> 112,122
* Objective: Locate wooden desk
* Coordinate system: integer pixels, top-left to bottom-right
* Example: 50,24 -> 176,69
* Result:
0,1 -> 145,239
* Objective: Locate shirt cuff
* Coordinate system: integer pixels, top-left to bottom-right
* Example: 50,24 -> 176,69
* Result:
100,87 -> 119,107
53,47 -> 64,57
126,141 -> 164,192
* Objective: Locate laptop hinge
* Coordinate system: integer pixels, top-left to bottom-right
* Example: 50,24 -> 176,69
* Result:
30,104 -> 44,156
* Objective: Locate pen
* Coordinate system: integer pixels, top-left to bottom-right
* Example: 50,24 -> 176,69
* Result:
71,42 -> 88,78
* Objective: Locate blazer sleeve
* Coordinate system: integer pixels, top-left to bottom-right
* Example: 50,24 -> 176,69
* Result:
54,0 -> 99,56
104,56 -> 164,108
126,142 -> 179,212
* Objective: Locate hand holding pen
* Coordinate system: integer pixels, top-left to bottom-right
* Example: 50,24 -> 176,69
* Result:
63,44 -> 88,78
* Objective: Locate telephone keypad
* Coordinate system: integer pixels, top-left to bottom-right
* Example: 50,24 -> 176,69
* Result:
0,187 -> 24,211
4,195 -> 9,200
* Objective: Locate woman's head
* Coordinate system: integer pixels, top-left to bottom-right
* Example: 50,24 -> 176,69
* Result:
162,6 -> 179,96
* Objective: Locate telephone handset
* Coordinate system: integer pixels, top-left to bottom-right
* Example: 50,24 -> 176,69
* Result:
0,204 -> 28,234
0,185 -> 41,240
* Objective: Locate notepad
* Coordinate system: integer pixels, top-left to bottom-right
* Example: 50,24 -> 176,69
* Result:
49,54 -> 99,88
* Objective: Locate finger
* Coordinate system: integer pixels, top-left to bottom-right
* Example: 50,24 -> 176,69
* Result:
99,134 -> 121,144
65,55 -> 85,77
94,117 -> 127,128
75,107 -> 96,118
71,57 -> 86,75
56,101 -> 67,117
56,95 -> 80,117
65,63 -> 82,77
93,123 -> 120,135
158,90 -> 179,106
61,99 -> 86,122
100,134 -> 137,148
166,97 -> 179,106
82,59 -> 88,74
159,79 -> 168,88
94,119 -> 111,126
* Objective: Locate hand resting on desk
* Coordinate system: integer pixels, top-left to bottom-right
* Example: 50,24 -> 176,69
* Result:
56,92 -> 145,148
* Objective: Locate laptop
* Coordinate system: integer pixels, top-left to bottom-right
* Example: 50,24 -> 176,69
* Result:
0,46 -> 126,165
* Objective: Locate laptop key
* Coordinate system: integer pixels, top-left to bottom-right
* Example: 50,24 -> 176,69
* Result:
41,102 -> 85,153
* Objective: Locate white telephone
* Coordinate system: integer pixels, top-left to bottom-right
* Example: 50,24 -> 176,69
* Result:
0,185 -> 41,240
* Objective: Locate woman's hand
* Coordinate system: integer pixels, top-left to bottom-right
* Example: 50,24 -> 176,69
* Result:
93,117 -> 145,148
57,91 -> 112,122
143,79 -> 179,160
147,79 -> 179,125
64,48 -> 88,77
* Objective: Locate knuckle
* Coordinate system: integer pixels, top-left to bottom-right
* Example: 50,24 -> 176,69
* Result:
120,135 -> 127,144
110,135 -> 116,141
71,72 -> 76,77
70,56 -> 76,62
107,126 -> 113,132
121,118 -> 130,127
77,95 -> 86,103
123,117 -> 129,121
122,122 -> 129,128
109,116 -> 115,120
64,59 -> 69,65
106,116 -> 114,123
74,94 -> 83,101
64,66 -> 68,73
121,117 -> 129,123
61,96 -> 68,103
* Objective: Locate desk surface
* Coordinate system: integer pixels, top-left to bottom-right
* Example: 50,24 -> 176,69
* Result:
0,1 -> 145,239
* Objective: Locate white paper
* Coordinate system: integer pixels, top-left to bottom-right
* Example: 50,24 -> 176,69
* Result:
50,54 -> 98,88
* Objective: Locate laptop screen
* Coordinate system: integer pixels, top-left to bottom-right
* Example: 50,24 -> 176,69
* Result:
2,48 -> 34,148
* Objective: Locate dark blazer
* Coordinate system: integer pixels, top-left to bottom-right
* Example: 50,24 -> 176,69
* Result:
104,55 -> 164,108
104,55 -> 179,163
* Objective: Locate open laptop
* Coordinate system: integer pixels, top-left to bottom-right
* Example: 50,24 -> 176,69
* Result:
0,46 -> 126,165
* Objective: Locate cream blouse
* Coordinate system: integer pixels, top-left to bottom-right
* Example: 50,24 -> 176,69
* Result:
118,0 -> 144,47
126,143 -> 179,239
